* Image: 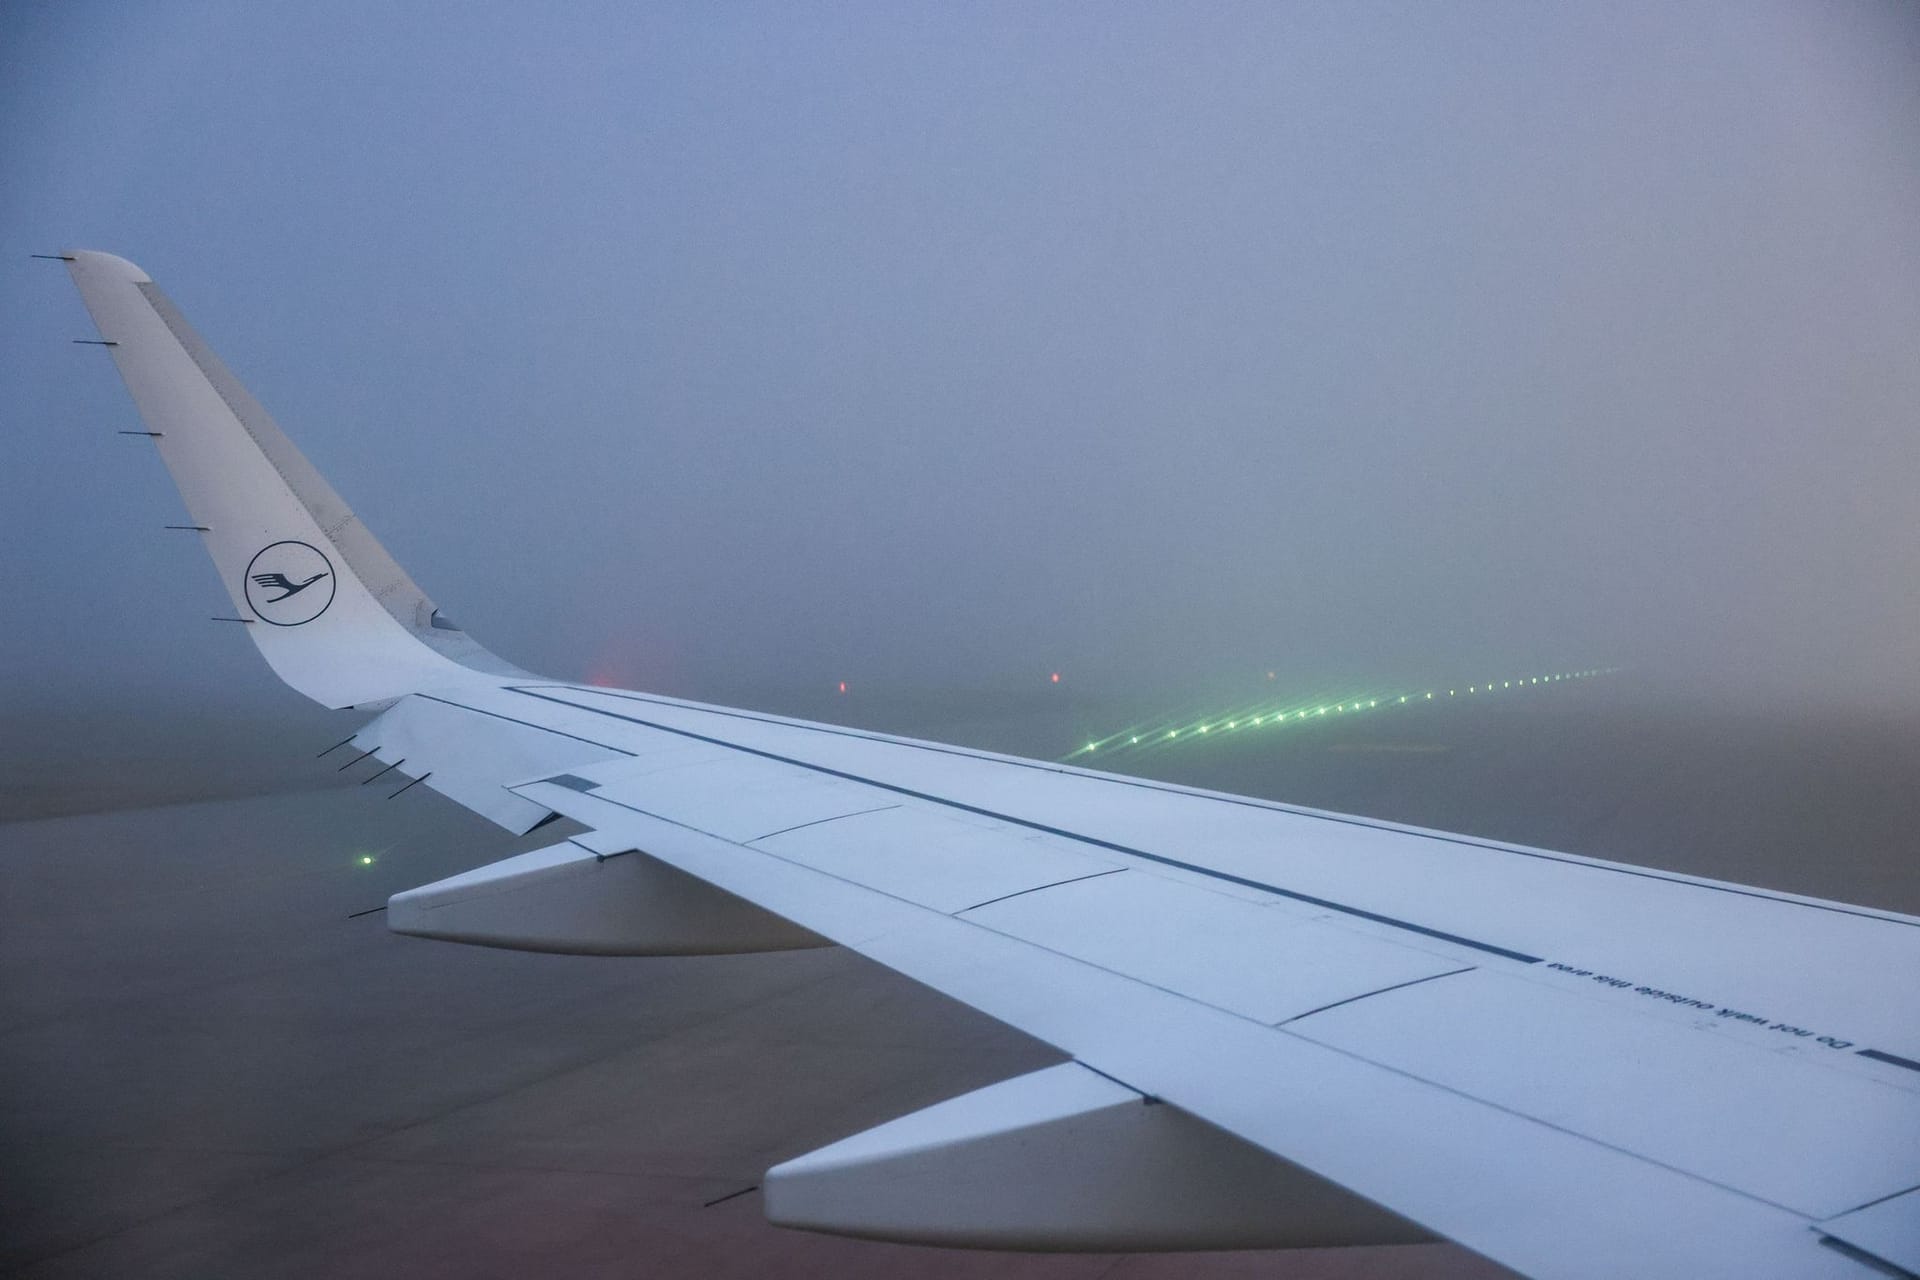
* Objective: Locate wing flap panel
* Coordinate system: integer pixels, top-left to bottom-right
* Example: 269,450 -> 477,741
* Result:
502,786 -> 1868,1278
752,804 -> 1117,914
530,755 -> 1125,916
962,868 -> 1471,1024
1288,968 -> 1920,1219
561,751 -> 886,844
527,686 -> 1920,1061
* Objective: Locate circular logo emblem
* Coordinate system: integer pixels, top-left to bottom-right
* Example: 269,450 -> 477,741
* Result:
244,540 -> 336,626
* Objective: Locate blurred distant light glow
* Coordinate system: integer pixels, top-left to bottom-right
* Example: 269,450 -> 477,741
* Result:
1060,665 -> 1619,760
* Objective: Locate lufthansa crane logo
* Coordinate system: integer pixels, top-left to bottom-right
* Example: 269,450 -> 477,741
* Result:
244,540 -> 336,626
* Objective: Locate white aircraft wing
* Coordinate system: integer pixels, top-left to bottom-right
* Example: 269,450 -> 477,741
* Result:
57,250 -> 1920,1280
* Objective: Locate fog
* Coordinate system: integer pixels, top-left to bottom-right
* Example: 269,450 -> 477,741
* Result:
5,2 -> 1920,722
6,14 -> 1920,1276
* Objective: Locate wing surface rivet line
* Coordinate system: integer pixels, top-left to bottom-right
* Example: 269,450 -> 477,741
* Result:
517,683 -> 1920,931
500,687 -> 1546,963
747,803 -> 906,844
1276,966 -> 1477,1026
956,867 -> 1129,915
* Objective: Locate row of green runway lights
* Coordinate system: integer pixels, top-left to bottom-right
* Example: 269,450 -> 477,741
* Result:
1067,667 -> 1620,759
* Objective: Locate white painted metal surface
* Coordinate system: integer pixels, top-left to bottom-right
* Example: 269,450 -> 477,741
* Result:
572,749 -> 890,845
512,685 -> 1920,1070
1288,967 -> 1920,1220
353,694 -> 624,833
62,251 -> 1920,1280
507,794 -> 1886,1280
755,803 -> 1115,914
766,1061 -> 1432,1249
63,252 -> 509,708
1818,1187 -> 1920,1276
388,839 -> 827,955
962,869 -> 1467,1024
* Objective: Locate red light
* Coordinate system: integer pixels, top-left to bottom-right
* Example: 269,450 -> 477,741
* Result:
837,681 -> 847,694
1050,672 -> 1060,684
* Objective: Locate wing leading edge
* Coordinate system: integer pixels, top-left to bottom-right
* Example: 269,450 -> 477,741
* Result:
58,253 -> 1920,1280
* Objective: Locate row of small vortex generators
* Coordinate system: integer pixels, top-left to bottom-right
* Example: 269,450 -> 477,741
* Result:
1065,667 -> 1620,762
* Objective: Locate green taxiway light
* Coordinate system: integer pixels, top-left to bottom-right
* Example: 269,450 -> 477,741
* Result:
1069,663 -> 1614,761
358,855 -> 375,866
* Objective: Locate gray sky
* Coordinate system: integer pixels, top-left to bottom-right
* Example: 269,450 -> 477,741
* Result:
5,1 -> 1919,717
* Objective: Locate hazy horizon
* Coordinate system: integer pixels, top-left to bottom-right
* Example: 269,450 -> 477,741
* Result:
6,2 -> 1920,727
7,13 -> 1919,1275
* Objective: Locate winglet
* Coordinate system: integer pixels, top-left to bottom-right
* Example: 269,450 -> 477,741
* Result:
63,251 -> 525,708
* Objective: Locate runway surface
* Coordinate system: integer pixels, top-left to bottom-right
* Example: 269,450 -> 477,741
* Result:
5,677 -> 1915,1278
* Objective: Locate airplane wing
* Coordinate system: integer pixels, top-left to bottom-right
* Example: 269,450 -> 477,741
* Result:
57,250 -> 1920,1280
